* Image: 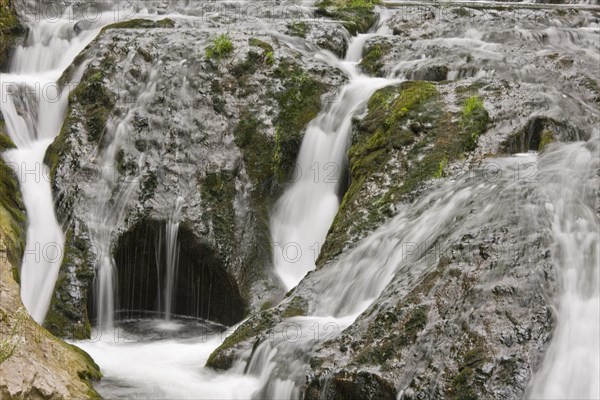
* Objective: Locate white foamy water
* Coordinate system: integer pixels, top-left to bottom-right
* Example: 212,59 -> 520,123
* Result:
0,12 -> 106,323
527,138 -> 600,399
74,320 -> 261,399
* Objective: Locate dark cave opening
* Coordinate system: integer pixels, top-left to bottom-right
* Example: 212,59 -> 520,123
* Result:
90,220 -> 245,326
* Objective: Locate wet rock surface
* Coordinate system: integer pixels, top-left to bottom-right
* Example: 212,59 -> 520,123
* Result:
206,2 -> 600,399
44,7 -> 346,336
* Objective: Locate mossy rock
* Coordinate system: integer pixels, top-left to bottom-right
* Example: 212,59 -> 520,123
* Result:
318,82 -> 489,267
0,123 -> 25,268
407,65 -> 450,82
447,344 -> 491,400
359,42 -> 391,77
199,169 -> 238,266
281,296 -> 307,318
43,229 -> 94,340
354,305 -> 429,366
0,0 -> 26,71
45,58 -> 117,182
316,0 -> 380,35
206,309 -> 277,370
501,116 -> 577,154
272,60 -> 328,185
287,21 -> 309,38
249,38 -> 274,54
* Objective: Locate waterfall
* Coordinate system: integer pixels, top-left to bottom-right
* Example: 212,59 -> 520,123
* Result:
164,196 -> 184,320
527,138 -> 600,399
91,65 -> 160,330
0,10 -> 106,323
0,2 -> 150,328
270,29 -> 397,291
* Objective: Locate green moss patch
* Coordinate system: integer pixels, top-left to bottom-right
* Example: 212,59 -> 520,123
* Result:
287,21 -> 309,38
281,296 -> 307,318
359,42 -> 391,77
248,38 -> 274,66
447,342 -> 491,400
316,0 -> 380,34
43,229 -> 94,340
0,0 -> 25,70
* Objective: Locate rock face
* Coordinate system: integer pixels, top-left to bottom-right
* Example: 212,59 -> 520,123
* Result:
44,10 -> 346,337
0,254 -> 102,399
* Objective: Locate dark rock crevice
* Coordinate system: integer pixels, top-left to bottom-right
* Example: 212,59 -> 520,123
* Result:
89,219 -> 245,326
502,116 -> 584,154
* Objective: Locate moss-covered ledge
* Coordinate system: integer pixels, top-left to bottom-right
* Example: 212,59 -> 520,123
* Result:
206,294 -> 309,370
317,82 -> 490,267
101,17 -> 175,32
316,0 -> 380,35
0,0 -> 26,70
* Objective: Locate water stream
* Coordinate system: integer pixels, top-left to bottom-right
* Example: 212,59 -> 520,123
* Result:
270,15 -> 396,291
0,8 -> 108,323
526,139 -> 600,399
163,196 -> 184,320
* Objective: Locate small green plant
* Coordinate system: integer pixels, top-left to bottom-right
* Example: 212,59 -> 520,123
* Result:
462,95 -> 484,118
265,51 -> 274,66
434,157 -> 447,179
205,33 -> 234,60
461,95 -> 489,151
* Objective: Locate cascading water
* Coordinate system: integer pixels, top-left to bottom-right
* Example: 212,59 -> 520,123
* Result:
527,138 -> 600,399
242,136 -> 600,400
0,8 -> 110,323
90,65 -> 160,330
164,196 -> 184,320
270,21 -> 397,291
